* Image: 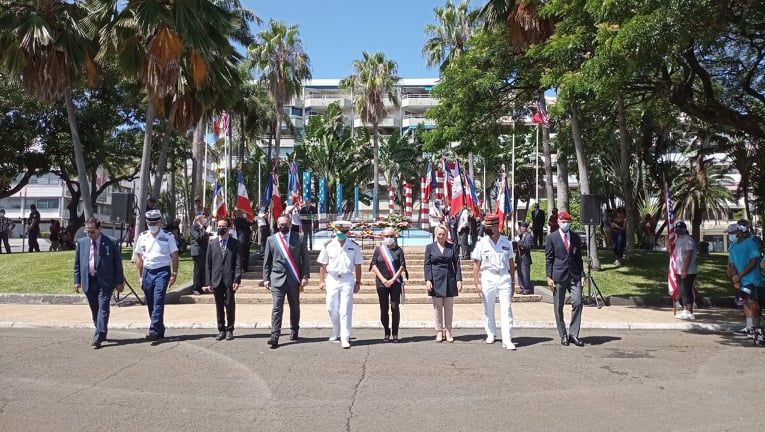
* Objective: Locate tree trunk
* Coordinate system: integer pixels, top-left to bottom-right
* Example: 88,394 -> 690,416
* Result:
541,118 -> 554,208
274,104 -> 283,162
135,98 -> 156,242
267,126 -> 274,164
372,126 -> 380,219
570,104 -> 600,269
692,201 -> 703,244
617,95 -> 637,262
152,103 -> 178,199
468,152 -> 475,180
556,151 -> 569,211
64,89 -> 94,219
192,116 -> 205,206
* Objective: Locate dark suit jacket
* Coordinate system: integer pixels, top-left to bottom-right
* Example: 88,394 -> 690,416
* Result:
531,209 -> 546,229
205,237 -> 243,288
517,231 -> 534,264
73,235 -> 125,293
263,232 -> 310,288
545,230 -> 584,283
189,223 -> 209,257
424,242 -> 462,297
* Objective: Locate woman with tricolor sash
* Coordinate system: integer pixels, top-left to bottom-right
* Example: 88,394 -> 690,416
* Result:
370,227 -> 408,342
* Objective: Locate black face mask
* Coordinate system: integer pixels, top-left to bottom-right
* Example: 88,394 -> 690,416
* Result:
279,225 -> 290,234
217,227 -> 228,236
484,228 -> 494,236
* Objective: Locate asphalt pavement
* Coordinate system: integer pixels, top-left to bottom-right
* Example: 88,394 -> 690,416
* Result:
1,328 -> 763,432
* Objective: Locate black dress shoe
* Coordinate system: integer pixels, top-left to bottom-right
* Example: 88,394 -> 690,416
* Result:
267,336 -> 279,348
91,340 -> 102,349
561,336 -> 570,346
569,336 -> 585,347
226,331 -> 234,341
145,333 -> 158,342
290,332 -> 299,341
215,332 -> 226,341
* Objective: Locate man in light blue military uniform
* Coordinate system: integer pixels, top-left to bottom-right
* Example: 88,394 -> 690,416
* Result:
134,209 -> 179,342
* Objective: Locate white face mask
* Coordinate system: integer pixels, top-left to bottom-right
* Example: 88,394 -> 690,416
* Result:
382,237 -> 395,247
149,225 -> 160,234
559,222 -> 571,233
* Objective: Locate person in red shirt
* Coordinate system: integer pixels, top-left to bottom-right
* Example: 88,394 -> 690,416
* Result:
548,208 -> 559,234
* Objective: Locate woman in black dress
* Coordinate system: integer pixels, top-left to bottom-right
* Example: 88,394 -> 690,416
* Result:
424,225 -> 463,342
370,227 -> 407,342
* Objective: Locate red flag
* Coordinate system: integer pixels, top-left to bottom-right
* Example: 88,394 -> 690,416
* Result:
271,171 -> 283,221
664,179 -> 678,300
236,172 -> 254,221
213,180 -> 227,219
449,161 -> 465,217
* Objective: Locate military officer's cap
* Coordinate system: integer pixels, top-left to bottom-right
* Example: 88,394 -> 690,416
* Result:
334,220 -> 353,232
145,209 -> 162,223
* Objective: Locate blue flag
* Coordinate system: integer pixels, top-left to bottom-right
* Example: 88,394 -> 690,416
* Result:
336,183 -> 344,216
302,171 -> 312,202
354,186 -> 360,218
318,177 -> 328,214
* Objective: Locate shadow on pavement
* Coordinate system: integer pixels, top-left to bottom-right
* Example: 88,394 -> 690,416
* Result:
581,335 -> 622,345
513,336 -> 553,347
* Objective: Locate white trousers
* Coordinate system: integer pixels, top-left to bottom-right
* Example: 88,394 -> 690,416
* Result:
326,275 -> 355,343
481,274 -> 514,343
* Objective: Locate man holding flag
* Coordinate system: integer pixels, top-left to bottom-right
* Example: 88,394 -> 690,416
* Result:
235,172 -> 254,272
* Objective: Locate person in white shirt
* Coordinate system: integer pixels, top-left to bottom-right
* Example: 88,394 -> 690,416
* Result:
471,214 -> 517,350
318,221 -> 364,349
672,221 -> 698,320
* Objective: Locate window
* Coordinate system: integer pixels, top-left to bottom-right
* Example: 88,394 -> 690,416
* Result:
33,199 -> 59,209
0,198 -> 21,209
27,174 -> 60,185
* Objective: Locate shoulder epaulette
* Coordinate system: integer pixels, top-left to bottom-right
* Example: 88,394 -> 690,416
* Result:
324,239 -> 332,246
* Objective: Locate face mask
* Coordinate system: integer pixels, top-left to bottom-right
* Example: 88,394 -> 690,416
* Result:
560,222 -> 571,233
149,225 -> 160,234
484,228 -> 493,236
382,237 -> 395,247
336,232 -> 347,241
729,234 -> 738,244
279,225 -> 290,234
217,227 -> 228,236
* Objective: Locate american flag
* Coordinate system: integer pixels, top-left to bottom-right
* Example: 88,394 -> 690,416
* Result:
664,179 -> 678,300
532,98 -> 550,126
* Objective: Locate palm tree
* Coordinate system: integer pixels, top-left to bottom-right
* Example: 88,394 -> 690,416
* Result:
92,0 -> 240,233
249,20 -> 311,163
479,0 -> 555,48
423,0 -> 481,71
0,0 -> 96,218
340,52 -> 400,218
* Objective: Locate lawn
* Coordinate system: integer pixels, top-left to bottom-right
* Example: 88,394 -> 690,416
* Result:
528,249 -> 734,298
0,248 -> 193,294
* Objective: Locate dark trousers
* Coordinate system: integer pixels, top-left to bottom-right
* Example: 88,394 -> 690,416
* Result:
213,283 -> 236,332
85,275 -> 114,342
0,233 -> 10,253
377,284 -> 401,336
192,254 -> 205,291
28,232 -> 40,252
533,227 -> 544,247
612,231 -> 625,259
258,226 -> 270,256
142,266 -> 169,337
678,273 -> 697,308
270,283 -> 300,337
517,258 -> 533,292
553,278 -> 583,338
301,223 -> 314,249
240,241 -> 251,272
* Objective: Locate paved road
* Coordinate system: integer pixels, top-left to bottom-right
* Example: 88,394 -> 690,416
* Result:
1,328 -> 762,432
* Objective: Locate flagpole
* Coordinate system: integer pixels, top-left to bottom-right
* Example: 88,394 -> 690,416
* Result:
225,116 -> 230,214
482,156 -> 487,212
511,121 -> 516,238
257,159 -> 261,205
535,124 -> 539,205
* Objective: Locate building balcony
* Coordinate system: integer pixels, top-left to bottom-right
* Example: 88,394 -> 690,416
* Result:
402,114 -> 435,128
401,93 -> 437,110
281,116 -> 304,130
304,94 -> 351,110
353,116 -> 400,129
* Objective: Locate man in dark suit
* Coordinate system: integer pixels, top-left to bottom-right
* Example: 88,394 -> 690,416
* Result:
545,210 -> 585,347
234,210 -> 253,272
531,203 -> 546,247
74,218 -> 125,348
299,198 -> 318,250
516,221 -> 535,295
263,215 -> 310,348
189,214 -> 210,295
205,218 -> 242,341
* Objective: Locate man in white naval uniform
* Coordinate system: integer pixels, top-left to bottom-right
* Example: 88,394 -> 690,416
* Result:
471,214 -> 516,350
318,221 -> 363,349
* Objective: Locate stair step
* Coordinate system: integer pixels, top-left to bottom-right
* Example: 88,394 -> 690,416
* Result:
235,286 -> 512,295
179,293 -> 541,304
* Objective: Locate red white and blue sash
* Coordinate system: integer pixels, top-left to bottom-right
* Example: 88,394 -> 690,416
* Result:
379,246 -> 402,285
275,232 -> 301,282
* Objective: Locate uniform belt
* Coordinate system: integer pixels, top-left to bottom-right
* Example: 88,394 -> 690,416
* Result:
329,272 -> 352,278
484,269 -> 509,276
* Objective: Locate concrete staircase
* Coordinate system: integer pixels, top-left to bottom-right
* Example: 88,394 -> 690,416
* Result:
179,247 -> 542,305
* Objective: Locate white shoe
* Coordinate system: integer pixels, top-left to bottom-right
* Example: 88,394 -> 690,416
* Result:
502,342 -> 517,350
614,260 -> 621,267
485,336 -> 495,344
675,310 -> 690,320
329,336 -> 340,343
687,312 -> 695,320
341,339 -> 351,349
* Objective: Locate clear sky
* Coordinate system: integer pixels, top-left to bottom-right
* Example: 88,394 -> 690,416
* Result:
242,0 -> 480,79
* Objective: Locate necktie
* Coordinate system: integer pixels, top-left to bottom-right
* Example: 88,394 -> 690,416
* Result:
563,234 -> 569,252
221,239 -> 227,256
89,239 -> 97,275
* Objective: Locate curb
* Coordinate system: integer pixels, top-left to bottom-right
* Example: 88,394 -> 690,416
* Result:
0,320 -> 741,332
